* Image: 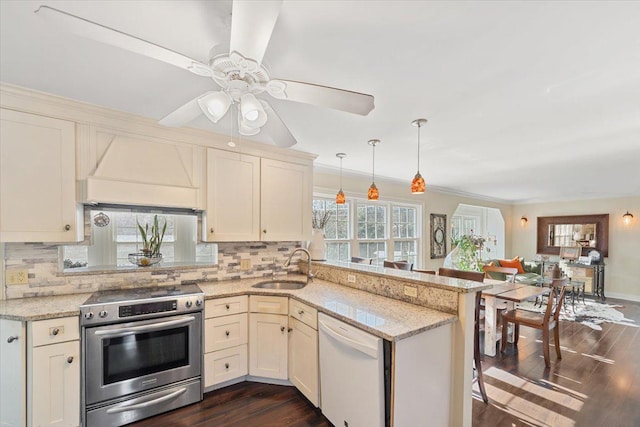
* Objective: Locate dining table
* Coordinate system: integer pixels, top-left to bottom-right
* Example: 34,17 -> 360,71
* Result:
482,281 -> 551,357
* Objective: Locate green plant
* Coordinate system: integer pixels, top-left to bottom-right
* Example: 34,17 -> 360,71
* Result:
312,209 -> 333,229
451,234 -> 487,272
137,215 -> 167,256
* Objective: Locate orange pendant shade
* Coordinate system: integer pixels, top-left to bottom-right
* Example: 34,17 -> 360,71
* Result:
368,183 -> 379,200
411,172 -> 425,194
336,189 -> 346,204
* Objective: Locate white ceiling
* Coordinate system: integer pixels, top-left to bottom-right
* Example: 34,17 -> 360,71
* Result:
2,1 -> 639,203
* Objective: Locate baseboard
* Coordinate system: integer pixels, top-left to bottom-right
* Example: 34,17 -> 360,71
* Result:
603,292 -> 640,303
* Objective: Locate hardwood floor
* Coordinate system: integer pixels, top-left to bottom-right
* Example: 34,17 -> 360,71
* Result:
130,299 -> 640,427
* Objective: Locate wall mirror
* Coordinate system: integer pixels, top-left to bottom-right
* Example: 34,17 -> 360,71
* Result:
537,214 -> 609,257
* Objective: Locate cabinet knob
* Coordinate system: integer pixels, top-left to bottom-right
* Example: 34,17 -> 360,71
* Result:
225,304 -> 230,310
64,224 -> 71,231
225,363 -> 230,370
7,336 -> 18,343
280,326 -> 285,332
288,328 -> 293,333
67,356 -> 74,364
210,228 -> 214,234
298,309 -> 304,315
225,330 -> 230,337
51,328 -> 60,336
263,229 -> 267,234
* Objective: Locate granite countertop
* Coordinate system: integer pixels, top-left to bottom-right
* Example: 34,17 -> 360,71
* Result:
0,275 -> 457,342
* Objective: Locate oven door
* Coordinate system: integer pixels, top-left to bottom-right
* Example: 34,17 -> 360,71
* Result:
84,312 -> 202,405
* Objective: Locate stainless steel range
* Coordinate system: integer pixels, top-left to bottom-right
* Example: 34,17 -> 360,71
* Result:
80,284 -> 204,426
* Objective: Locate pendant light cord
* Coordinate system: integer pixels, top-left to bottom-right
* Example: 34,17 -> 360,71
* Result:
340,156 -> 343,188
416,123 -> 421,173
372,143 -> 376,183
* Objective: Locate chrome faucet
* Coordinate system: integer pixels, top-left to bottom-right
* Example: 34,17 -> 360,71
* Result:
283,248 -> 313,283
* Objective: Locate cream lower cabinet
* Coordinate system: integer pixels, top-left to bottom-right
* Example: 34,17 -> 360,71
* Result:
204,296 -> 249,388
0,319 -> 26,427
249,296 -> 288,380
0,109 -> 82,242
27,317 -> 80,427
288,300 -> 319,406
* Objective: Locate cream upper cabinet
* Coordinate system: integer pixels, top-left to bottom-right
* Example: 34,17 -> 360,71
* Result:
204,149 -> 261,241
260,158 -> 312,242
204,152 -> 312,243
0,319 -> 26,427
0,109 -> 82,242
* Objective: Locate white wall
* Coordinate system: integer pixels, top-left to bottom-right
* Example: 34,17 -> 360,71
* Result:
313,169 -> 513,270
512,196 -> 640,301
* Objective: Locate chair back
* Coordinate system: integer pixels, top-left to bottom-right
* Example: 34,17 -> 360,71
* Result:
351,256 -> 372,264
482,265 -> 518,283
412,268 -> 436,275
438,267 -> 485,283
545,277 -> 568,324
384,260 -> 413,270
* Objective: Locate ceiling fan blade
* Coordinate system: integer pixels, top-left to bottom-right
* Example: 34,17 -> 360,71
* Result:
35,5 -> 212,77
267,80 -> 375,116
229,0 -> 282,65
261,101 -> 297,147
159,92 -> 215,127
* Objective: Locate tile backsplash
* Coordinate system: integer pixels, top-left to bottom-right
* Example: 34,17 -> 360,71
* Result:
3,241 -> 302,299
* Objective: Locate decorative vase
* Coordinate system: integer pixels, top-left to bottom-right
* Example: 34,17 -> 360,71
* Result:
308,229 -> 327,261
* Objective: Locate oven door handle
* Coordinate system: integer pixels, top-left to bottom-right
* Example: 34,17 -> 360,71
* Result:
105,387 -> 187,414
94,316 -> 196,337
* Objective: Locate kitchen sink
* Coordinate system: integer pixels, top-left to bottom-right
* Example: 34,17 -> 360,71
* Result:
252,280 -> 307,290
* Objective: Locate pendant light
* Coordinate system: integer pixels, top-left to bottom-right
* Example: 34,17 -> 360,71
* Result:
367,139 -> 380,200
411,118 -> 427,194
335,153 -> 346,204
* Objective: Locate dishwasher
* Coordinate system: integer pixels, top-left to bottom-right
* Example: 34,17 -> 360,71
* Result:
318,313 -> 389,427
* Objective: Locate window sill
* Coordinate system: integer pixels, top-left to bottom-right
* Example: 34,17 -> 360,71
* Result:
58,262 -> 217,276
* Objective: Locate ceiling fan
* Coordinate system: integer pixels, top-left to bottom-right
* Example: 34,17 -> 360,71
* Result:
35,1 -> 375,147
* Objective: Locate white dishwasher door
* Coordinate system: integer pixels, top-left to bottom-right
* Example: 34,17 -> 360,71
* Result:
318,313 -> 384,427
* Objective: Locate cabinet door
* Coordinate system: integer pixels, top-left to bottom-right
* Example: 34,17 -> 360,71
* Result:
29,340 -> 80,427
0,109 -> 81,242
205,149 -> 260,241
260,158 -> 312,242
289,317 -> 319,406
0,319 -> 26,427
249,313 -> 288,379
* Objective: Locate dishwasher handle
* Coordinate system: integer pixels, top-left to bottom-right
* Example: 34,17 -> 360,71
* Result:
319,318 -> 379,359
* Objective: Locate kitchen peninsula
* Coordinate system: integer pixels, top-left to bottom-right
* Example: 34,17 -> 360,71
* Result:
1,261 -> 489,427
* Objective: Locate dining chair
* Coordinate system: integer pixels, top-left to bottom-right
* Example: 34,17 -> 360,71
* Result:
482,265 -> 518,283
383,260 -> 413,271
437,268 -> 488,403
500,277 -> 568,368
412,268 -> 436,274
350,256 -> 372,264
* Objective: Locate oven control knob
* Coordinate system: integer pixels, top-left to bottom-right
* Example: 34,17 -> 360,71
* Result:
84,312 -> 94,320
195,299 -> 202,307
185,301 -> 193,308
99,310 -> 108,318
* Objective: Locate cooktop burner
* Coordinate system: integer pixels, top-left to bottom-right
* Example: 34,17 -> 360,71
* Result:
82,283 -> 203,305
80,284 -> 204,326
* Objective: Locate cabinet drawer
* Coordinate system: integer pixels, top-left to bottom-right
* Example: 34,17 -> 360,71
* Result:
249,295 -> 288,314
205,296 -> 248,318
289,299 -> 317,330
204,344 -> 248,387
29,316 -> 79,347
205,313 -> 248,352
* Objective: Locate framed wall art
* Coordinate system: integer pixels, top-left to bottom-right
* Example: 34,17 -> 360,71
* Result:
430,213 -> 447,259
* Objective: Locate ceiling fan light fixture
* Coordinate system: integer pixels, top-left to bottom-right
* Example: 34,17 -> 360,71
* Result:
240,93 -> 267,128
411,118 -> 428,195
238,105 -> 261,136
198,91 -> 231,123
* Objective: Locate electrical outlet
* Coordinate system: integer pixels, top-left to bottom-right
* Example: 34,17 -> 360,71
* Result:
6,269 -> 29,285
240,259 -> 251,270
347,274 -> 356,283
404,285 -> 417,298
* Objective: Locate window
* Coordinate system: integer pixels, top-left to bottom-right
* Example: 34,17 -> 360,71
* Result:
313,197 -> 421,267
312,199 -> 350,262
62,208 -> 216,270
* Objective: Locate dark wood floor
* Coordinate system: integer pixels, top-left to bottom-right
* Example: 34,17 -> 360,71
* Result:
131,298 -> 640,427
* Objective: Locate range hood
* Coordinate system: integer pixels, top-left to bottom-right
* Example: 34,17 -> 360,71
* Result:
84,131 -> 202,209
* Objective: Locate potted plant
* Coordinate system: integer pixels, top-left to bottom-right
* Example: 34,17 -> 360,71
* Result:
129,215 -> 167,266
